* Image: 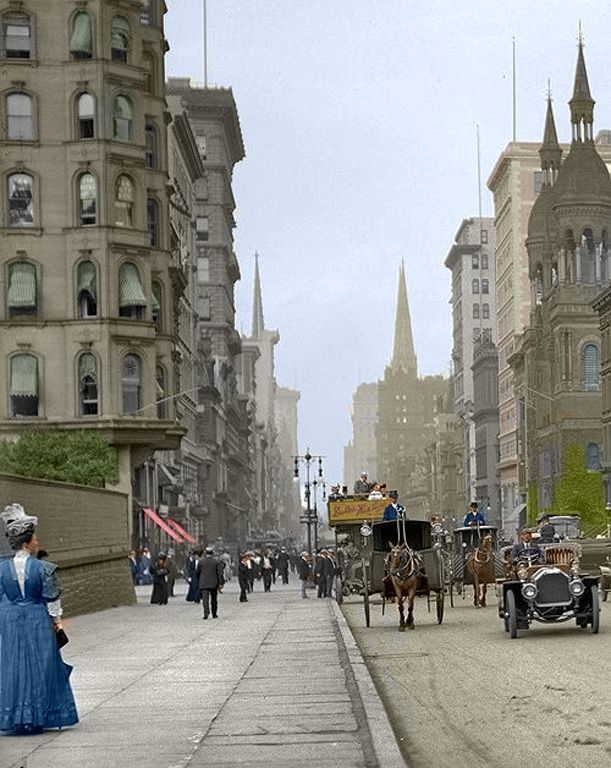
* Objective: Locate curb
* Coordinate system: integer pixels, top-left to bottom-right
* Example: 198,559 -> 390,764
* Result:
332,600 -> 408,768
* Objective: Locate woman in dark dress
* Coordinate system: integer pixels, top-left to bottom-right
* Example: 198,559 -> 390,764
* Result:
150,553 -> 169,605
0,503 -> 78,734
185,547 -> 202,603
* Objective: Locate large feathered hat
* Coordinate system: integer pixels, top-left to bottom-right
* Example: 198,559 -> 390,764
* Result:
1,503 -> 38,550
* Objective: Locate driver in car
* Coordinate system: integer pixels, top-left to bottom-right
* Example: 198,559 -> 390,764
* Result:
510,528 -> 543,565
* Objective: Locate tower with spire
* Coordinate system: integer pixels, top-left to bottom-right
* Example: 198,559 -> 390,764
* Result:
390,261 -> 418,377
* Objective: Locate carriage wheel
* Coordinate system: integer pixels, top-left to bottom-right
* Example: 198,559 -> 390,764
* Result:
590,585 -> 600,634
436,590 -> 444,624
448,575 -> 455,608
362,561 -> 371,627
336,577 -> 343,605
506,590 -> 518,639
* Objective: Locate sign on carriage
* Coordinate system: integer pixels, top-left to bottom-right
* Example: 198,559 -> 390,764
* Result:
327,497 -> 387,525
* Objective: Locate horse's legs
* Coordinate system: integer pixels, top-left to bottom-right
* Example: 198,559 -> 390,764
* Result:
397,594 -> 406,631
480,582 -> 487,608
406,589 -> 415,629
473,575 -> 480,607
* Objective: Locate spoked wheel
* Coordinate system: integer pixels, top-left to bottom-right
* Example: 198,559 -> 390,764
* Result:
436,590 -> 444,624
506,589 -> 518,639
590,584 -> 600,634
362,560 -> 370,628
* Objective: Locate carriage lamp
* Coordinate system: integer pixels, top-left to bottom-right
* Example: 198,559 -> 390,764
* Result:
569,579 -> 585,597
521,583 -> 538,600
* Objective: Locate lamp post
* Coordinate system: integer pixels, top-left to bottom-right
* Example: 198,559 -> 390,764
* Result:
293,449 -> 325,555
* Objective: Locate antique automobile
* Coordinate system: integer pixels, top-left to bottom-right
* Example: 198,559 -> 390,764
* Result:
497,543 -> 600,638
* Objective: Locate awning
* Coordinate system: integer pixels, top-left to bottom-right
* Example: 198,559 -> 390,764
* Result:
8,262 -> 36,307
77,260 -> 97,300
158,462 -> 179,487
111,16 -> 130,50
142,507 -> 185,543
119,263 -> 147,307
70,11 -> 92,54
10,354 -> 38,396
167,519 -> 197,545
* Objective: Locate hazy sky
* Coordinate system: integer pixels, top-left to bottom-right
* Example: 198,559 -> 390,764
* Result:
165,1 -> 611,486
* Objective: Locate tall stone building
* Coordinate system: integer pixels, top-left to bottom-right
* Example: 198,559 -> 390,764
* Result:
376,263 -> 447,515
165,78 -> 251,548
444,217 -> 497,507
344,382 -> 378,489
472,339 -> 500,527
274,385 -> 301,538
0,1 -> 184,500
511,41 -> 609,521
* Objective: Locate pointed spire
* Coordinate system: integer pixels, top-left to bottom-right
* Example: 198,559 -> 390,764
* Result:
251,252 -> 264,339
572,36 -> 592,102
569,28 -> 595,142
390,261 -> 417,376
539,90 -> 562,185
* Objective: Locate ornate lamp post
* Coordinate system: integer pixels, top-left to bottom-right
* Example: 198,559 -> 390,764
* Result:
293,449 -> 325,554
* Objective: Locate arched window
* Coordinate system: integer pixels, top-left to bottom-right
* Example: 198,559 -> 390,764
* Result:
534,265 -> 543,305
472,278 -> 479,294
114,175 -> 134,227
78,173 -> 97,225
580,228 -> 596,284
76,260 -> 97,317
78,353 -> 98,415
147,198 -> 159,247
7,261 -> 37,317
583,344 -> 599,391
77,93 -> 95,139
122,354 -> 141,414
156,365 -> 166,418
2,13 -> 34,59
69,11 -> 92,59
9,353 -> 38,416
111,16 -> 130,63
145,122 -> 158,168
6,92 -> 34,140
113,94 -> 132,141
7,172 -> 34,227
151,280 -> 161,330
119,262 -> 146,319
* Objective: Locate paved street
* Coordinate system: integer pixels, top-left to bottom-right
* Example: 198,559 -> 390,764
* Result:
0,579 -> 404,768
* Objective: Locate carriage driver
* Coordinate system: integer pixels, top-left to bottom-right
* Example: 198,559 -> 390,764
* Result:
382,491 -> 405,521
463,502 -> 486,527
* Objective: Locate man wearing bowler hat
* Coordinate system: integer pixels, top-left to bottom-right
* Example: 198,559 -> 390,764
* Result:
382,491 -> 405,521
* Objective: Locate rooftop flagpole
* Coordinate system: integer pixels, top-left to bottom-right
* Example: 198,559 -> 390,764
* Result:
512,35 -> 516,142
203,0 -> 208,87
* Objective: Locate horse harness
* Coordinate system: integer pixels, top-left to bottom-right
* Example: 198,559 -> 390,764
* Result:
387,546 -> 422,580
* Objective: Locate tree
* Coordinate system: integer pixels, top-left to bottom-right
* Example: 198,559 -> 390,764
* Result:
0,430 -> 118,488
551,443 -> 606,529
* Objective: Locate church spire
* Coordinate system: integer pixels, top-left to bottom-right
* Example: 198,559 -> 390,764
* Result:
390,261 -> 417,376
251,252 -> 264,339
539,89 -> 562,187
569,30 -> 595,142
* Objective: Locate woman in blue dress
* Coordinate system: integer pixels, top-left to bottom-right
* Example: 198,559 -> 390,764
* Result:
0,503 -> 78,735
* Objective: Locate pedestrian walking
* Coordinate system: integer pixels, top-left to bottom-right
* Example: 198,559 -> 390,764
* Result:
165,549 -> 177,597
261,550 -> 273,592
297,551 -> 311,599
326,549 -> 338,598
0,503 -> 78,734
185,547 -> 202,602
139,547 -> 152,585
128,550 -> 138,584
276,547 -> 290,585
150,553 -> 169,605
199,546 -> 224,619
238,552 -> 251,602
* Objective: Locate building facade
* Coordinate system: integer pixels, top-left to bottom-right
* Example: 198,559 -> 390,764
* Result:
344,381 -> 378,489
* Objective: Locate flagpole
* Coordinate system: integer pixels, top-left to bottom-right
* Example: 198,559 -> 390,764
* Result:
203,0 -> 208,87
512,35 -> 516,142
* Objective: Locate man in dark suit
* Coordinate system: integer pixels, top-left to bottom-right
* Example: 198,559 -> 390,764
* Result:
510,529 -> 543,565
382,491 -> 405,521
297,551 -> 311,598
537,514 -> 556,544
199,546 -> 225,619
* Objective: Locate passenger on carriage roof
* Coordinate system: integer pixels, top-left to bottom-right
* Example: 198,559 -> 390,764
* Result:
510,529 -> 543,564
463,502 -> 486,527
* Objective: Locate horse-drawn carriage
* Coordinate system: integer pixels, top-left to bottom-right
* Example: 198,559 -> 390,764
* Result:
451,525 -> 506,606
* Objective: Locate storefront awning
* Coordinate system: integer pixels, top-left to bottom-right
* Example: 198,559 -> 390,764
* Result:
143,507 -> 185,543
167,518 -> 197,545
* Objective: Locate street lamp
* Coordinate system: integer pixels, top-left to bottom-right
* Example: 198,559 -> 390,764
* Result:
293,449 -> 325,554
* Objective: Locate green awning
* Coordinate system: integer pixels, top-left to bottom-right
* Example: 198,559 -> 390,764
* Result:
151,282 -> 161,311
77,261 -> 97,300
111,16 -> 130,50
70,12 -> 92,54
8,262 -> 36,307
119,263 -> 147,307
10,355 -> 38,396
79,353 -> 97,380
114,95 -> 132,120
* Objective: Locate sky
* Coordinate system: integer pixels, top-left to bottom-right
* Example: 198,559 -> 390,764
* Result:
164,1 -> 611,487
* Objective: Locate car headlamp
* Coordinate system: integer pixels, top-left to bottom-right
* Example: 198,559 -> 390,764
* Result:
521,583 -> 537,600
569,579 -> 584,597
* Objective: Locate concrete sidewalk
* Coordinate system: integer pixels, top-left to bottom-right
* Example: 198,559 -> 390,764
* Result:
1,578 -> 406,768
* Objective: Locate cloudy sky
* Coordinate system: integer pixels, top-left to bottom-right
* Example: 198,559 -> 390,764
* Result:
165,1 -> 611,486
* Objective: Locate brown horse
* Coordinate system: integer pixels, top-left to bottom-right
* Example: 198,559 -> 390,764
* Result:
384,544 -> 421,631
466,534 -> 494,608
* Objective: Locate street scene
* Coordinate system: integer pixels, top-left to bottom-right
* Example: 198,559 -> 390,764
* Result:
2,1 -> 611,766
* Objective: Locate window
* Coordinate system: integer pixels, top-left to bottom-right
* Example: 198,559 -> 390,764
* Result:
76,260 -> 97,317
586,443 -> 602,471
195,133 -> 206,158
7,262 -> 36,316
472,304 -> 480,319
122,354 -> 141,414
113,94 -> 132,141
114,175 -> 134,227
119,262 -> 146,319
10,353 -> 38,416
147,198 -> 159,246
140,0 -> 156,26
196,216 -> 209,241
472,278 -> 479,294
533,171 -> 543,194
78,173 -> 97,225
111,16 -> 130,63
197,254 -> 210,283
197,295 -> 211,320
77,93 -> 95,139
151,281 -> 161,330
481,278 -> 489,294
482,303 -> 490,319
142,52 -> 156,94
2,13 -> 33,59
156,365 -> 166,418
480,229 -> 488,244
70,11 -> 92,59
78,353 -> 98,415
144,122 -> 157,168
471,254 -> 479,269
6,92 -> 33,140
481,253 -> 489,270
583,344 -> 599,391
7,172 -> 34,227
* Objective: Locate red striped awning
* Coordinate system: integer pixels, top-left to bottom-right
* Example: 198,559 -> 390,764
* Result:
166,518 -> 197,545
142,508 -> 185,543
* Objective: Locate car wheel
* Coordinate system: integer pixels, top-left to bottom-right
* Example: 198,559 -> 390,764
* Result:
506,589 -> 518,639
590,584 -> 600,634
